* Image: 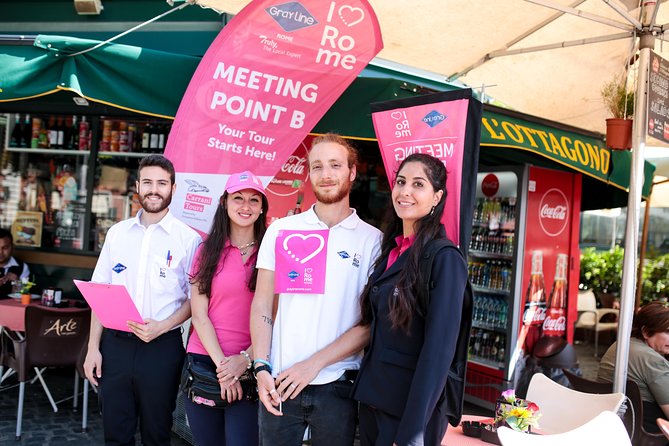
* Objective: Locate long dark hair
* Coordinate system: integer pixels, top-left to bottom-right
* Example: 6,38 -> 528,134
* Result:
360,153 -> 448,332
192,191 -> 269,297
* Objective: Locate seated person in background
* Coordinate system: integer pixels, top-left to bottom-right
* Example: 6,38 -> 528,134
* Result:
0,228 -> 30,299
598,301 -> 669,433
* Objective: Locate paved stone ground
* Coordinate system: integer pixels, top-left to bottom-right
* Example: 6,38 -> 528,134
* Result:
0,341 -> 603,445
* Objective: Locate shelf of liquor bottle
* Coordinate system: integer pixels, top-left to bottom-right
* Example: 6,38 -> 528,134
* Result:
471,321 -> 507,334
472,285 -> 510,295
97,151 -> 155,158
5,147 -> 91,156
468,357 -> 505,370
468,250 -> 513,261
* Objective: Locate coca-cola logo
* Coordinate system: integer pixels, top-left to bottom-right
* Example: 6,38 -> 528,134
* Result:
481,173 -> 499,197
538,188 -> 569,237
543,315 -> 566,334
522,305 -> 546,326
266,141 -> 310,196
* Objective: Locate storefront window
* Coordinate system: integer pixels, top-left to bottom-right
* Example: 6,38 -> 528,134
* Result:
1,113 -> 172,253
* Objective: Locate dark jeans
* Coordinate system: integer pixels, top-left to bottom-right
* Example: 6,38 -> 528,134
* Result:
184,396 -> 259,446
259,379 -> 357,446
99,328 -> 184,446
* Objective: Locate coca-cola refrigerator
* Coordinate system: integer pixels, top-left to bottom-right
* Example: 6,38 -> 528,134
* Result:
465,165 -> 581,409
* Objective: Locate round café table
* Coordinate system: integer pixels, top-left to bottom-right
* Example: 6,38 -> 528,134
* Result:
0,298 -> 33,331
442,414 -> 495,446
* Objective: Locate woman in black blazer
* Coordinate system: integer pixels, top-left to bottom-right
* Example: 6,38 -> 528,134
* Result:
352,153 -> 468,446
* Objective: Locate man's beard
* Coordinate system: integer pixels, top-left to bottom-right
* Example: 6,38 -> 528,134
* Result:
313,178 -> 352,204
140,192 -> 172,213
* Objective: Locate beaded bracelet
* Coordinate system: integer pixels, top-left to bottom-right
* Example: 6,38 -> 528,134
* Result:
240,350 -> 252,370
253,359 -> 272,369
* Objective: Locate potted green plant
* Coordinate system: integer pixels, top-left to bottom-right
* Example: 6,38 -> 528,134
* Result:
641,254 -> 669,304
601,74 -> 634,150
580,246 -> 623,306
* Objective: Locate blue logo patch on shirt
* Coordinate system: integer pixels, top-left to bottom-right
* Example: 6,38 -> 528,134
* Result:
422,110 -> 446,128
337,251 -> 350,259
112,263 -> 127,274
288,270 -> 300,280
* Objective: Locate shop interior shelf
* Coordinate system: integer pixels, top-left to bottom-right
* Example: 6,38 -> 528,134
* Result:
472,321 -> 508,333
97,151 -> 154,158
472,285 -> 510,295
5,147 -> 91,156
469,357 -> 505,370
469,250 -> 514,260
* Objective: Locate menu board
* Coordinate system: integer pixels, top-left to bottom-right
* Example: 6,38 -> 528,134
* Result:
648,51 -> 669,143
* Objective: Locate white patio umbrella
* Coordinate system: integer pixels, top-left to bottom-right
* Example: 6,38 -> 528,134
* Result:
172,0 -> 669,395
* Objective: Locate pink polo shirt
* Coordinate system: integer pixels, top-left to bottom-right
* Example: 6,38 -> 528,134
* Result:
187,242 -> 256,357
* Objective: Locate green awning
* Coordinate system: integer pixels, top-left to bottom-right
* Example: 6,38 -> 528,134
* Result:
0,34 -> 199,118
480,105 -> 654,206
0,34 -> 655,209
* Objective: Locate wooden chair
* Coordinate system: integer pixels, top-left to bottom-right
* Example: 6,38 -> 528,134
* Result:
1,305 -> 90,439
564,369 -> 667,446
574,289 -> 619,356
526,372 -> 625,434
497,410 -> 632,446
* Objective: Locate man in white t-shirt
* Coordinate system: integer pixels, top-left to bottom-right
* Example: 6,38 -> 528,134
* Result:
251,134 -> 382,446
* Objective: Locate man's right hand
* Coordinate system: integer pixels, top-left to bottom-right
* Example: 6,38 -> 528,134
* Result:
257,371 -> 282,416
84,348 -> 102,386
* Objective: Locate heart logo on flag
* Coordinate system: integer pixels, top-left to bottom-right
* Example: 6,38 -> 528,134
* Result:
283,233 -> 326,264
338,5 -> 365,27
391,111 -> 404,120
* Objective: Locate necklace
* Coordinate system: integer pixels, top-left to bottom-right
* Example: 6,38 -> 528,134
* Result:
233,241 -> 256,256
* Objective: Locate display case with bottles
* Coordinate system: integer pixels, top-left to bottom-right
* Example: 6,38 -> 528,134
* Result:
2,112 -> 173,253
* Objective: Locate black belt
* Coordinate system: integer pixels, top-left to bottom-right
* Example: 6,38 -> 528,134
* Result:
105,327 -> 182,342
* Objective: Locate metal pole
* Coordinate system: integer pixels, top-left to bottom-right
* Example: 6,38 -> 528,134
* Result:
613,29 -> 653,395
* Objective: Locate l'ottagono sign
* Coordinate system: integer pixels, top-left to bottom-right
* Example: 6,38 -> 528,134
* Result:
165,0 -> 383,234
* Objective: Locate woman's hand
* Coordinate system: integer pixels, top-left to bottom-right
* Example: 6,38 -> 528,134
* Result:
221,379 -> 243,402
216,354 -> 249,385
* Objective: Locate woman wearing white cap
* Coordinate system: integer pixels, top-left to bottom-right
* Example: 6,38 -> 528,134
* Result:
184,171 -> 268,446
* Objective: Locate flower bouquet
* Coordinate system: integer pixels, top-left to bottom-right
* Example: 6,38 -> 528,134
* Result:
495,389 -> 541,432
20,277 -> 35,295
480,389 -> 541,444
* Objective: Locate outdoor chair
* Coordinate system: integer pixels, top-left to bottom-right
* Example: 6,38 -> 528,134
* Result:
1,305 -> 90,440
564,369 -> 667,446
497,410 -> 632,446
656,418 -> 669,442
525,372 -> 625,435
574,289 -> 619,356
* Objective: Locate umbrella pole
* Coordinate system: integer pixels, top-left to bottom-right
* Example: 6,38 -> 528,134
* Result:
614,29 -> 653,396
636,189 -> 652,309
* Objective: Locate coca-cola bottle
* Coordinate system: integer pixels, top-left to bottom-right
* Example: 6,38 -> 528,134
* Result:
522,250 -> 547,354
542,253 -> 568,338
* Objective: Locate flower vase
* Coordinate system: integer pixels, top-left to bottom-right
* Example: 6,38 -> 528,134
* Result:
21,293 -> 31,305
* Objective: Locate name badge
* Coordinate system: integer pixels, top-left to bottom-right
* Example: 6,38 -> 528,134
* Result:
275,230 -> 328,294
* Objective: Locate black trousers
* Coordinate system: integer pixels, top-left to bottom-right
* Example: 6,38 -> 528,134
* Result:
99,328 -> 185,446
358,403 -> 448,446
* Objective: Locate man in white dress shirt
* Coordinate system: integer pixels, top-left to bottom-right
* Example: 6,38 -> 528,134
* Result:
83,155 -> 201,446
0,228 -> 30,299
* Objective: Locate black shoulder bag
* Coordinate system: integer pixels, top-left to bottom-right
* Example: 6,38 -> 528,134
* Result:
180,353 -> 258,408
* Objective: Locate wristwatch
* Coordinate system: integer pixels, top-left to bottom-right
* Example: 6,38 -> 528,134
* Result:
253,364 -> 272,378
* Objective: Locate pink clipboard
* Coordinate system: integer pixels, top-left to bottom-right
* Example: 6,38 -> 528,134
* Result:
73,280 -> 143,332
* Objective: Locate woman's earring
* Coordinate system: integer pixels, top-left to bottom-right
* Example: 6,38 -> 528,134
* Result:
260,209 -> 263,214
430,206 -> 435,216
